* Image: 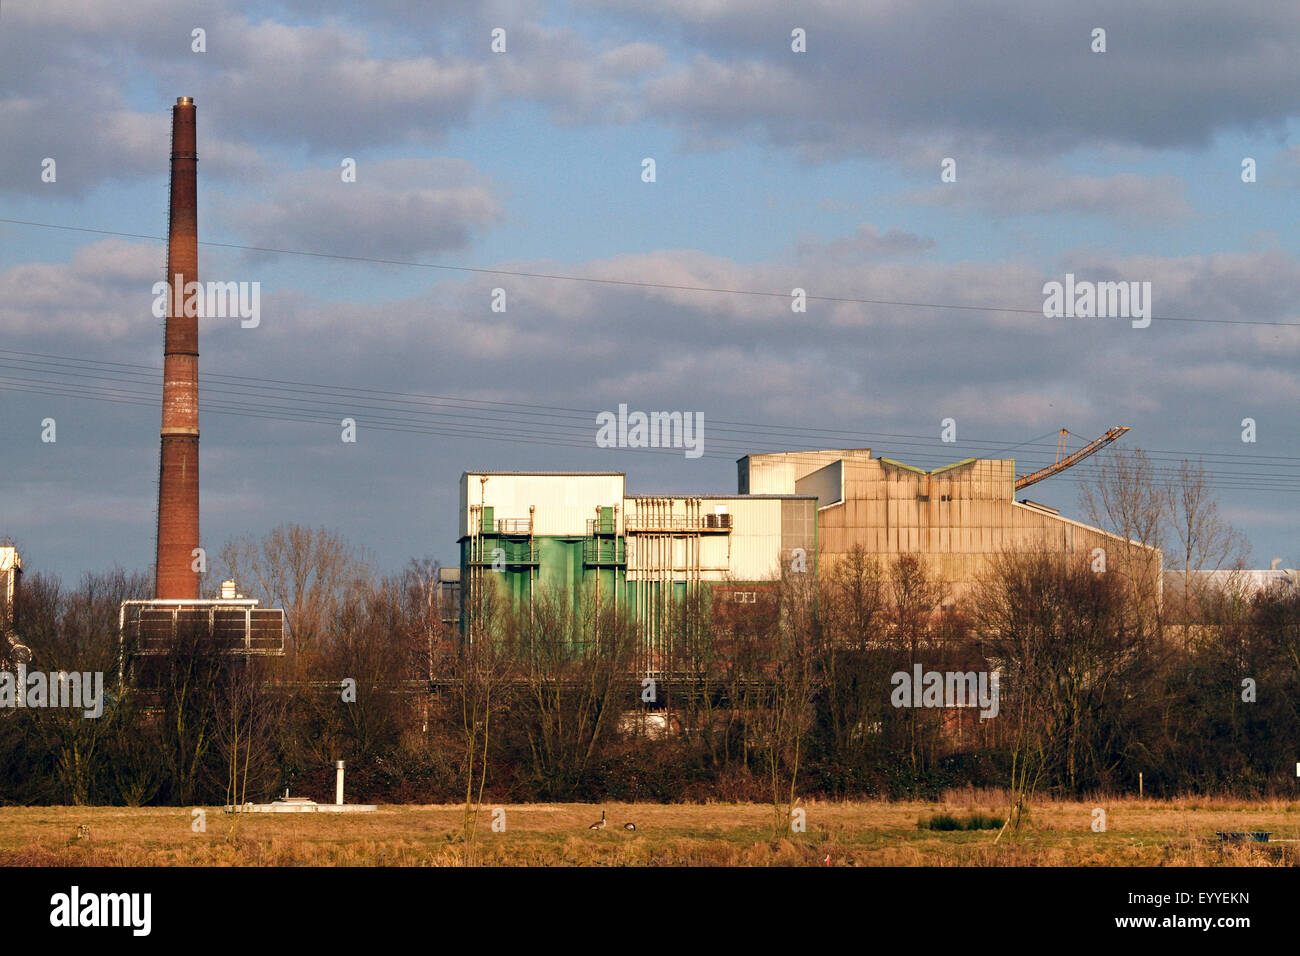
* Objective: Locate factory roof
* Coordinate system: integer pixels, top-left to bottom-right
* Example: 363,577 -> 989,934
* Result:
462,470 -> 625,477
878,457 -> 979,475
737,448 -> 872,463
626,493 -> 816,500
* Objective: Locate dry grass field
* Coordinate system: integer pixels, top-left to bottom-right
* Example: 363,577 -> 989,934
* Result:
2,791 -> 1298,866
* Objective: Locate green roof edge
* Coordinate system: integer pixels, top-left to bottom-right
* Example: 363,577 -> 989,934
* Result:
930,457 -> 977,475
879,456 -> 977,476
878,457 -> 928,475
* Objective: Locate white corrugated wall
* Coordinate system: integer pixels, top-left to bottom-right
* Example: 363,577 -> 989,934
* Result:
460,474 -> 625,536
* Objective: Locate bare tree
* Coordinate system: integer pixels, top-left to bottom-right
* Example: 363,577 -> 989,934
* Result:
450,574 -> 506,858
220,524 -> 370,667
664,585 -> 722,763
514,589 -> 637,798
816,545 -> 889,775
317,578 -> 410,763
1162,458 -> 1248,627
886,554 -> 947,773
456,633 -> 507,859
151,624 -> 229,805
974,550 -> 1143,830
24,570 -> 148,804
399,558 -> 451,689
753,568 -> 817,835
1078,448 -> 1166,631
214,657 -> 282,826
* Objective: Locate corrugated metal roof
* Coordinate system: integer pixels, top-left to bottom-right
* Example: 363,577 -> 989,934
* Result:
929,457 -> 978,475
737,448 -> 872,464
1009,500 -> 1161,551
627,493 -> 816,500
462,470 -> 625,477
878,457 -> 929,474
878,456 -> 978,475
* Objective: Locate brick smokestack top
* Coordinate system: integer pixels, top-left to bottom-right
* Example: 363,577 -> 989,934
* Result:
155,96 -> 200,599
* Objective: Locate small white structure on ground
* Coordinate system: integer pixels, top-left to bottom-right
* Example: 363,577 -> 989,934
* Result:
224,760 -> 377,813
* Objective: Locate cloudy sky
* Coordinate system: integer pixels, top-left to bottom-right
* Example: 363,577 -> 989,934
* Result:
3,0 -> 1300,584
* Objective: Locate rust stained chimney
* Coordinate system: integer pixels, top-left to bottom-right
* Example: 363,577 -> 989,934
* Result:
155,96 -> 200,599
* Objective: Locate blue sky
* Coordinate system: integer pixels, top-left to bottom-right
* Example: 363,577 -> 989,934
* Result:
3,0 -> 1300,584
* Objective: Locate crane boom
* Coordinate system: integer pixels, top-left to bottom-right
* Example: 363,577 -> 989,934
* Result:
1015,426 -> 1131,491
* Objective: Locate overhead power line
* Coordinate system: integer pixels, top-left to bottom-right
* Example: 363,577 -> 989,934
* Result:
4,216 -> 1300,328
5,373 -> 1296,492
3,347 -> 1300,463
3,349 -> 1299,493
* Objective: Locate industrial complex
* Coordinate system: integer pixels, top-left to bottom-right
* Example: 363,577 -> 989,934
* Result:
0,95 -> 1224,677
456,445 -> 1165,652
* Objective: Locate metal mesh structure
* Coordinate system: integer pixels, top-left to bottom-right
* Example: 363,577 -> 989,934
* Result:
120,600 -> 285,657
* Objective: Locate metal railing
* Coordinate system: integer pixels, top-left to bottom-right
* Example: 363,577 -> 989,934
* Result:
583,539 -> 626,565
625,514 -> 732,532
495,518 -> 533,534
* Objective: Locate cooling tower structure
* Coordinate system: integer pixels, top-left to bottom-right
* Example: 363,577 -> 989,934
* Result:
155,96 -> 200,600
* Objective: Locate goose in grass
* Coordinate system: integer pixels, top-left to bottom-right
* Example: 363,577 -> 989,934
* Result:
588,810 -> 607,830
623,822 -> 637,831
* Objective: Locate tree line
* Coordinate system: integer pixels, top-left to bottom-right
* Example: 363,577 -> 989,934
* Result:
1,452 -> 1296,809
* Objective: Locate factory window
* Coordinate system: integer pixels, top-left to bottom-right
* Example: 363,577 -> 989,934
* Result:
733,591 -> 757,603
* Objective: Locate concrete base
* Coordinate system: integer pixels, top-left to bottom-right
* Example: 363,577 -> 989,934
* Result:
224,798 -> 377,814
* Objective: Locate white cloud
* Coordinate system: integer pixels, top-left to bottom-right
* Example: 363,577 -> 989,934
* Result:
218,157 -> 504,259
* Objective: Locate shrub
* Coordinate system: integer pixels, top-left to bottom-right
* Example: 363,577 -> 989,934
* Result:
919,810 -> 1004,831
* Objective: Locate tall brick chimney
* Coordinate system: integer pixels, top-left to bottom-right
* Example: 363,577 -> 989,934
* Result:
155,96 -> 200,599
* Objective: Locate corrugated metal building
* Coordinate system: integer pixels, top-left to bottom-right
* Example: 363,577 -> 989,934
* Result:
1164,568 -> 1299,603
739,448 -> 1162,602
457,448 -> 1161,654
458,472 -> 817,663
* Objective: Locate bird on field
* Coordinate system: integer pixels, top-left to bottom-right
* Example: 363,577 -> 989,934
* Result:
67,824 -> 91,846
588,810 -> 607,830
623,822 -> 637,831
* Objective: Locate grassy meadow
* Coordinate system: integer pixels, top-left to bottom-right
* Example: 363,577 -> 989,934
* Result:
2,792 -> 1298,866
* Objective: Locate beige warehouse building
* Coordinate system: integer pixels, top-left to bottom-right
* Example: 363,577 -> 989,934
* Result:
739,448 -> 1162,602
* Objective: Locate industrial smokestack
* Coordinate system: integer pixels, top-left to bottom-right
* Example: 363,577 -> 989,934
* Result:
155,96 -> 200,600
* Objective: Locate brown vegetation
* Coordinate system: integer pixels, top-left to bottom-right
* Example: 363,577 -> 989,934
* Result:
1,452 -> 1296,829
2,798 -> 1297,867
